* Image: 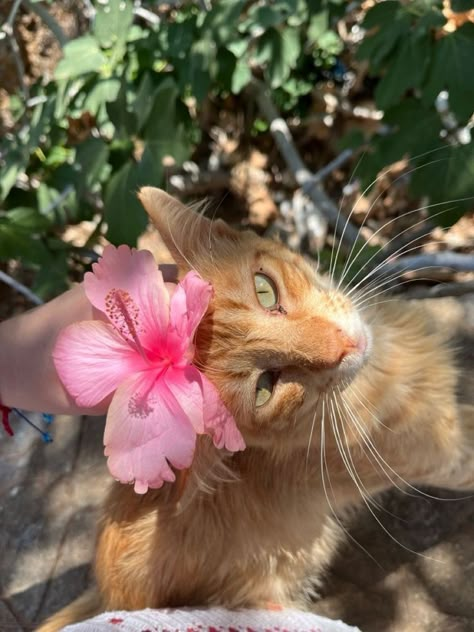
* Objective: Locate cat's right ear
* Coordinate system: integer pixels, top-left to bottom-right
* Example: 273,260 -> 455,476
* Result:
138,187 -> 234,269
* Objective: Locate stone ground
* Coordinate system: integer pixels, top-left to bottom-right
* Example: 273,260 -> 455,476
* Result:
1,296 -> 473,632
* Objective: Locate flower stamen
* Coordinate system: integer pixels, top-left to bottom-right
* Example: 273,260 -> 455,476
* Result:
106,288 -> 148,362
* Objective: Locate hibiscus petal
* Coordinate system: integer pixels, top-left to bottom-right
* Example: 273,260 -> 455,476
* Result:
84,245 -> 169,353
200,374 -> 245,452
163,366 -> 205,434
168,365 -> 245,452
177,271 -> 213,338
104,371 -> 197,494
167,272 -> 213,359
53,321 -> 146,408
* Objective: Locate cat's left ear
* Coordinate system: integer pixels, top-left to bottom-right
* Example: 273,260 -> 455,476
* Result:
138,187 -> 235,269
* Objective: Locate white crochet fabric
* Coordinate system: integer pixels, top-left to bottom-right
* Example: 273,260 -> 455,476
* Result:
63,607 -> 361,632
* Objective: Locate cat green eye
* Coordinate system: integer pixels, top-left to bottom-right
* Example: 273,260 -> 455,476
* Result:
254,273 -> 278,309
255,371 -> 277,407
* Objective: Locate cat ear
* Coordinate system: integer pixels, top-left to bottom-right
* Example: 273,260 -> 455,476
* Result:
138,187 -> 233,269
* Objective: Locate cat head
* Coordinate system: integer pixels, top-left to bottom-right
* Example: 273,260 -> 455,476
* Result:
139,187 -> 371,451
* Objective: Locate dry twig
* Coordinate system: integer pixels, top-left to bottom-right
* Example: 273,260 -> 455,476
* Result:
248,80 -> 362,250
368,252 -> 474,290
406,280 -> 474,299
0,270 -> 43,306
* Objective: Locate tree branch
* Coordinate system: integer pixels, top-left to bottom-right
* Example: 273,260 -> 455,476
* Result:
406,280 -> 474,299
1,0 -> 29,101
0,270 -> 43,306
371,252 -> 474,282
22,0 -> 69,48
247,79 -> 362,250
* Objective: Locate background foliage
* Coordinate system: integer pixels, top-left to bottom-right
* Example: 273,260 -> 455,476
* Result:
1,0 -> 474,298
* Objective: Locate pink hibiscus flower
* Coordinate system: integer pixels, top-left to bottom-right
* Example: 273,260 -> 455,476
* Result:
53,245 -> 245,493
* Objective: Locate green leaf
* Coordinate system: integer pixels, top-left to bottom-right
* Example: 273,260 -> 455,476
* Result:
0,222 -> 50,264
287,0 -> 308,26
8,95 -> 25,122
231,58 -> 252,93
74,137 -> 110,195
215,47 -> 237,91
55,36 -> 106,80
106,79 -> 137,138
26,97 -> 55,151
162,17 -> 197,59
227,39 -> 248,58
356,99 -> 442,188
144,78 -> 190,165
202,0 -> 246,45
94,0 -> 134,50
38,183 -> 61,219
272,0 -> 299,15
337,129 -> 365,151
240,5 -> 286,35
451,0 -> 474,11
281,77 -> 313,97
423,23 -> 474,122
416,9 -> 445,33
361,1 -> 400,29
0,147 -> 26,200
375,33 -> 431,109
33,251 -> 69,298
316,30 -> 343,56
253,30 -> 275,65
410,140 -> 474,224
308,10 -> 328,44
264,28 -> 301,88
134,73 -> 155,131
3,208 -> 50,230
104,149 -> 159,246
83,78 -> 121,116
43,145 -> 73,168
357,5 -> 411,71
186,38 -> 215,103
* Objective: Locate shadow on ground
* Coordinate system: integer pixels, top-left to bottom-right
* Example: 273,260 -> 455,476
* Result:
0,414 -> 108,630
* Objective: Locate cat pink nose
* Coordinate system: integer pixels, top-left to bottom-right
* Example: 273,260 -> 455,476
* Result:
336,331 -> 360,363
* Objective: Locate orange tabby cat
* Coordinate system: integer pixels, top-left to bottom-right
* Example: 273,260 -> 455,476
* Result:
39,187 -> 474,631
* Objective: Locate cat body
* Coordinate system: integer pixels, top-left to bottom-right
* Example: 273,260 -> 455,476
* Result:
39,189 -> 474,631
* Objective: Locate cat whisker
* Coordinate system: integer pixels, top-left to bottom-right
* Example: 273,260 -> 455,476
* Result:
332,146 -> 453,287
337,392 -> 420,498
330,395 -> 391,516
305,392 -> 322,469
353,270 -> 452,310
320,395 -> 382,567
348,225 -> 463,304
207,192 -> 231,266
345,383 -> 395,433
338,390 -> 464,503
353,272 -> 448,310
166,211 -> 198,273
329,149 -> 368,287
333,392 -> 446,562
341,200 -> 467,299
345,211 -> 461,300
